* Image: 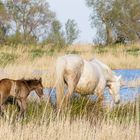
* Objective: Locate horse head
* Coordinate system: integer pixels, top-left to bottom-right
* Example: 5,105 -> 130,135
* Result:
107,75 -> 121,104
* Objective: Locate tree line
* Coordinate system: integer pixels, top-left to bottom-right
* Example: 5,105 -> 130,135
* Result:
0,0 -> 140,46
86,0 -> 140,45
0,0 -> 79,47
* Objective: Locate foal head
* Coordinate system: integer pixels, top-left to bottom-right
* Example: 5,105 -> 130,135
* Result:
26,78 -> 44,98
107,75 -> 121,104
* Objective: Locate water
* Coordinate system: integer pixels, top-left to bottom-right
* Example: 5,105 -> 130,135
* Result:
42,69 -> 140,104
104,69 -> 140,103
114,69 -> 140,81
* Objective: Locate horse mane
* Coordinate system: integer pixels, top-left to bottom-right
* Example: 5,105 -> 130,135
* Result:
91,58 -> 115,81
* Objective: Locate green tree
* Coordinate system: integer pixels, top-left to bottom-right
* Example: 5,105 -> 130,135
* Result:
6,0 -> 55,44
65,19 -> 79,45
0,1 -> 9,44
86,0 -> 113,45
45,20 -> 65,48
86,0 -> 140,45
7,31 -> 37,45
109,0 -> 140,43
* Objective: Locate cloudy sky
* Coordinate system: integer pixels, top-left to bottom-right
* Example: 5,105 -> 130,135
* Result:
48,0 -> 96,43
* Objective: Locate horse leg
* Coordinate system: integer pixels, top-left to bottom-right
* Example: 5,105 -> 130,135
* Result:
65,73 -> 80,107
97,92 -> 104,106
17,99 -> 27,118
21,100 -> 27,118
57,88 -> 64,111
65,81 -> 75,107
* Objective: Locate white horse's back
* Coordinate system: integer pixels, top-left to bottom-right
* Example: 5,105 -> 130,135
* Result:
60,54 -> 84,70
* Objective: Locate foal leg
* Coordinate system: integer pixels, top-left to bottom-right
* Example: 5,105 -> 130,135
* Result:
17,99 -> 27,118
0,95 -> 8,116
0,104 -> 5,116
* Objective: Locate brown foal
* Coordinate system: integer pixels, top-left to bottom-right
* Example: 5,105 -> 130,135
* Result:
0,78 -> 44,117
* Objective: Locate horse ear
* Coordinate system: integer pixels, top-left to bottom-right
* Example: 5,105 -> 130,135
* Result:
39,77 -> 42,82
116,75 -> 122,81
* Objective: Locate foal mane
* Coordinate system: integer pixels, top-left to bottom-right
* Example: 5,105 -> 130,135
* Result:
20,78 -> 41,86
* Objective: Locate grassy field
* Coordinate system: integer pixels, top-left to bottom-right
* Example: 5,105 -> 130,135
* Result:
0,44 -> 140,140
0,97 -> 139,140
0,43 -> 140,87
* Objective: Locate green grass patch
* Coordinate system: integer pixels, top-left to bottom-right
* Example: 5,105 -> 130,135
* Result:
126,48 -> 140,56
70,96 -> 104,119
95,47 -> 108,54
30,48 -> 46,59
1,96 -> 139,124
46,48 -> 55,56
106,102 -> 137,123
66,50 -> 80,54
0,52 -> 18,66
30,48 -> 55,58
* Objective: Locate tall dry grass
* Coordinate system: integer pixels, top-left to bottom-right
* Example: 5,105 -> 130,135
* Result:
0,117 -> 138,140
0,43 -> 140,140
0,43 -> 140,87
0,97 -> 139,140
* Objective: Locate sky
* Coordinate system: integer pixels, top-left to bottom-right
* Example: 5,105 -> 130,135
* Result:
48,0 -> 96,43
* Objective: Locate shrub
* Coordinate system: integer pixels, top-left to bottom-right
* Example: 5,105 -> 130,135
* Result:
126,48 -> 140,56
0,52 -> 18,66
30,48 -> 45,59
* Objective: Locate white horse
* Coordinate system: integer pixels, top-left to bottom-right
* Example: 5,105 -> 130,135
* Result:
55,54 -> 121,110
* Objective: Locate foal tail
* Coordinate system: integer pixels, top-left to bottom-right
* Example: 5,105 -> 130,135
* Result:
55,57 -> 65,110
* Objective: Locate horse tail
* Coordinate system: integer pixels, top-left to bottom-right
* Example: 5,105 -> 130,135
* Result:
55,57 -> 65,110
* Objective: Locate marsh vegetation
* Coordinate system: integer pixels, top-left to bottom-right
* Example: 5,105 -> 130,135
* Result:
0,44 -> 139,140
0,95 -> 139,140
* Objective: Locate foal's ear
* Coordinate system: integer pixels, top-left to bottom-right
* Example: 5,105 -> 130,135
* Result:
39,77 -> 42,82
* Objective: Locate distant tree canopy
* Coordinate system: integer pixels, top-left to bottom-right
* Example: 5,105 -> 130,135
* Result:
86,0 -> 140,45
0,0 -> 80,47
43,19 -> 80,48
6,0 -> 55,44
65,19 -> 80,45
45,20 -> 65,48
0,1 -> 9,43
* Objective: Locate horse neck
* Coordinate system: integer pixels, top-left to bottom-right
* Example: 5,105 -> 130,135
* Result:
103,68 -> 117,84
98,64 -> 114,82
93,59 -> 115,82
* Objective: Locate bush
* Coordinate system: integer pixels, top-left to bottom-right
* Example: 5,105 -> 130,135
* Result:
66,50 -> 80,54
0,52 -> 18,66
126,48 -> 140,56
30,48 -> 45,59
6,32 -> 37,46
70,96 -> 104,119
